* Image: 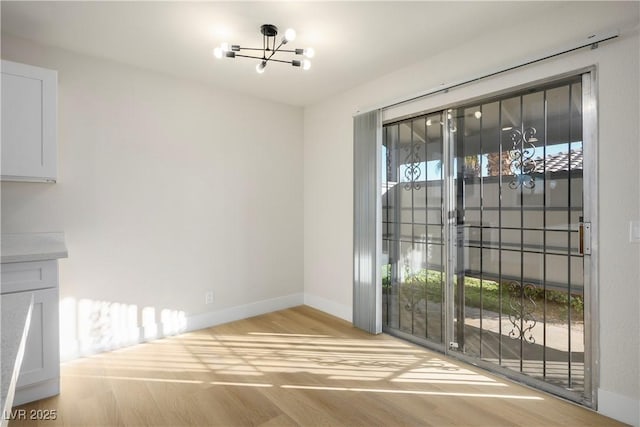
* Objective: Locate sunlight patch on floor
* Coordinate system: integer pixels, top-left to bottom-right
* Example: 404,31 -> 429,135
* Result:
280,384 -> 544,400
60,320 -> 549,406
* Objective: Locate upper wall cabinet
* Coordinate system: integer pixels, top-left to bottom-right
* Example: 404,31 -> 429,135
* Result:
1,60 -> 57,182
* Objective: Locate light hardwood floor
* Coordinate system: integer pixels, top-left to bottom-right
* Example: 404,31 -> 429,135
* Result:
10,306 -> 624,426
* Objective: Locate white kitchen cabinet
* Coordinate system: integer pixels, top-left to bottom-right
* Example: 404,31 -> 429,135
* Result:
14,287 -> 59,405
0,260 -> 60,406
1,60 -> 57,182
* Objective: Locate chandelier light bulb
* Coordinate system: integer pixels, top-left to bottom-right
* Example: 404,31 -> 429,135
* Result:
426,119 -> 432,126
303,47 -> 315,58
302,59 -> 311,71
284,28 -> 296,42
256,61 -> 267,74
474,111 -> 482,119
213,47 -> 223,59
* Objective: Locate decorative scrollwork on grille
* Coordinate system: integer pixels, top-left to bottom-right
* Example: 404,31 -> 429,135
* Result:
508,282 -> 537,344
403,142 -> 422,191
507,127 -> 537,189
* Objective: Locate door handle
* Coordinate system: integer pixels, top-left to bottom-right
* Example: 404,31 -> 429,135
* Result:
579,220 -> 591,255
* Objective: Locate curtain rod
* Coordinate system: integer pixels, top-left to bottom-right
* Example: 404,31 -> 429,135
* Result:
355,29 -> 619,116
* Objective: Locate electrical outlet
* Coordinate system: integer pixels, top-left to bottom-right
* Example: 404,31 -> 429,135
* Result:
205,291 -> 214,304
630,220 -> 640,243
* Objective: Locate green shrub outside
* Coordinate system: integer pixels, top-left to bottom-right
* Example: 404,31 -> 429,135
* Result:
382,265 -> 584,320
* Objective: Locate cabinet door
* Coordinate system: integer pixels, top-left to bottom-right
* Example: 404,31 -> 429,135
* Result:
1,60 -> 57,182
17,287 -> 60,388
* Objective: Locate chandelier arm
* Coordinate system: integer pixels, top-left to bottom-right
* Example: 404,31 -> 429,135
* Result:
233,47 -> 265,52
234,54 -> 270,60
265,58 -> 296,64
233,54 -> 296,65
237,47 -> 297,53
238,46 -> 296,53
272,40 -> 285,54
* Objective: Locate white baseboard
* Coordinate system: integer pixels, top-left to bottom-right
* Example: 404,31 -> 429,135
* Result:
303,293 -> 352,322
598,388 -> 640,426
186,292 -> 304,332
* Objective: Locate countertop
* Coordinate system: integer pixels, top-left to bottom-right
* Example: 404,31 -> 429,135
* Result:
1,233 -> 68,263
1,292 -> 33,419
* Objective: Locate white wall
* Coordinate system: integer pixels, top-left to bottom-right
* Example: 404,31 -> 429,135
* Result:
1,35 -> 304,357
303,6 -> 639,426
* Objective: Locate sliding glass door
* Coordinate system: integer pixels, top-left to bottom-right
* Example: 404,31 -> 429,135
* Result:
382,111 -> 446,347
382,73 -> 594,404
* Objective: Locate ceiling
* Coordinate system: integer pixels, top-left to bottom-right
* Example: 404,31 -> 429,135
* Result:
1,2 -> 637,106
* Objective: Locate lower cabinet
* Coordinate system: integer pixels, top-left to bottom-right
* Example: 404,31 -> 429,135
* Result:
14,287 -> 60,406
0,260 -> 60,406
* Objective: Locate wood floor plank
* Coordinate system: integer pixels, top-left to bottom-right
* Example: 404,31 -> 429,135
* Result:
9,305 -> 626,426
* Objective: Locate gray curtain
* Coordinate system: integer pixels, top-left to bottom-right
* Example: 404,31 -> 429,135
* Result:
353,110 -> 382,334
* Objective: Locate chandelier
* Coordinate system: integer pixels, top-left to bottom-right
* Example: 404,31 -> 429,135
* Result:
213,24 -> 315,73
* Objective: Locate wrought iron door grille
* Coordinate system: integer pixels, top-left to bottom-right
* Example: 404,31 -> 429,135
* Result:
382,76 -> 587,403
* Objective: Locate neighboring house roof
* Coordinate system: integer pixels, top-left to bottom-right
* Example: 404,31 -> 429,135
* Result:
533,148 -> 583,174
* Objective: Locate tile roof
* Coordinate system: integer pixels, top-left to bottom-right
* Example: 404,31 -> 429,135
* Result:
533,148 -> 583,173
